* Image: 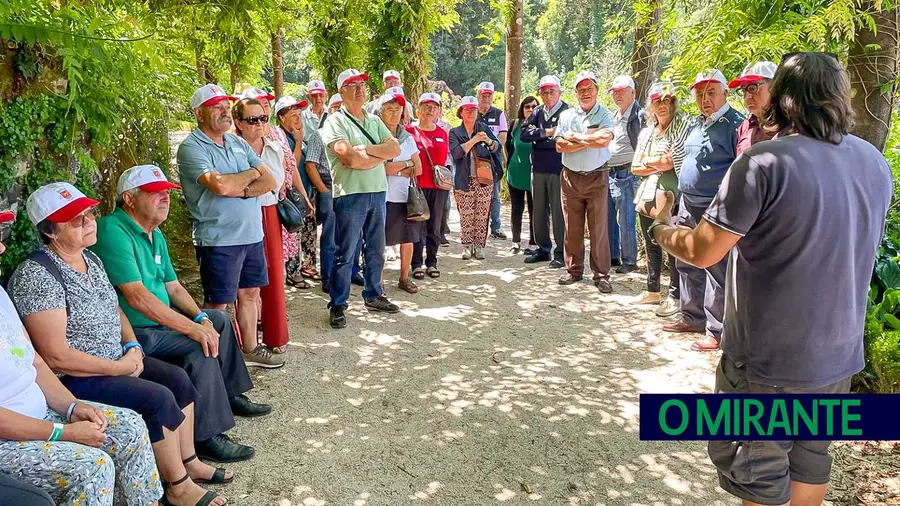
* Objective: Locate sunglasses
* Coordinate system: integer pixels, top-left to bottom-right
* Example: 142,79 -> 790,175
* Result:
69,208 -> 97,228
739,81 -> 768,94
240,115 -> 269,125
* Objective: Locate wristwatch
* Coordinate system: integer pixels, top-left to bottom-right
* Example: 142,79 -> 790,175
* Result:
647,221 -> 666,246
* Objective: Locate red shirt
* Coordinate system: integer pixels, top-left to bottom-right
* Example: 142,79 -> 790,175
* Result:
406,124 -> 450,190
736,115 -> 772,156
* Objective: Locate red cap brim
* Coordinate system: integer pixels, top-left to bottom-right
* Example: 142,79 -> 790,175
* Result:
419,99 -> 441,106
46,197 -> 100,223
728,75 -> 766,89
201,95 -> 237,107
690,79 -> 722,90
539,84 -> 558,90
459,104 -> 477,110
298,99 -> 309,108
343,74 -> 369,87
607,86 -> 629,92
0,211 -> 15,223
139,181 -> 181,193
309,89 -> 326,95
478,89 -> 494,95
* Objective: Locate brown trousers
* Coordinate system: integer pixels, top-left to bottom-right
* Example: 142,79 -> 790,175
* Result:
561,168 -> 611,280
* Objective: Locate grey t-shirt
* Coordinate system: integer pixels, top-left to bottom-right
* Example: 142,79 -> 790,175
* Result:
704,134 -> 892,388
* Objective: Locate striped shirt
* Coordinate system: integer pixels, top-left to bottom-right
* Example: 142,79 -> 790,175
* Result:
634,114 -> 690,177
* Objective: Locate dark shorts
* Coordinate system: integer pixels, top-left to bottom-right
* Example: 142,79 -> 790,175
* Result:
196,241 -> 268,304
708,355 -> 851,505
385,202 -> 425,246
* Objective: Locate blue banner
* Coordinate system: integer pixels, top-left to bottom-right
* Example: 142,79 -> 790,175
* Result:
639,394 -> 900,440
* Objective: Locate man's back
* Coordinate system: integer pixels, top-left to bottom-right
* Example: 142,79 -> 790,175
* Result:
704,134 -> 892,388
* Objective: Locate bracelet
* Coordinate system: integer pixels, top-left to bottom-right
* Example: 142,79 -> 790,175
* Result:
647,221 -> 667,246
122,342 -> 143,356
66,401 -> 77,423
193,311 -> 210,323
48,422 -> 64,442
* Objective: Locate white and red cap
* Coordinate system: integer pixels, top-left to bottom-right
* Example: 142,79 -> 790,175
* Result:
574,70 -> 599,88
238,87 -> 275,101
476,81 -> 495,95
117,164 -> 181,196
383,70 -> 401,82
690,69 -> 728,90
608,75 -> 635,91
337,69 -> 369,90
647,81 -> 677,100
0,210 -> 15,224
190,84 -> 236,110
457,95 -> 478,113
328,93 -> 343,108
418,92 -> 442,106
538,75 -> 561,90
728,61 -> 777,89
307,80 -> 327,95
379,86 -> 407,107
273,95 -> 308,116
26,182 -> 100,225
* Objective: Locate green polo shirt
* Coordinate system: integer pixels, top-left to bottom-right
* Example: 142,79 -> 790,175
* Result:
91,208 -> 177,328
318,107 -> 392,198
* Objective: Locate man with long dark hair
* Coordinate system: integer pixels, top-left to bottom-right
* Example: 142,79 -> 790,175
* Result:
647,53 -> 892,506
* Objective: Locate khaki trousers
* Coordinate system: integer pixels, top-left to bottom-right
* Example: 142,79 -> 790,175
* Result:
561,168 -> 611,280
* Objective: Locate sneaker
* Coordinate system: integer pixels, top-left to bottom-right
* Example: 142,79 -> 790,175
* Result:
524,252 -> 550,264
656,297 -> 681,317
511,242 -> 521,253
330,306 -> 347,328
636,292 -> 661,305
243,346 -> 285,369
616,264 -> 638,274
548,259 -> 564,269
462,247 -> 472,260
364,295 -> 400,313
595,278 -> 613,293
440,236 -> 450,247
473,247 -> 485,260
490,230 -> 507,240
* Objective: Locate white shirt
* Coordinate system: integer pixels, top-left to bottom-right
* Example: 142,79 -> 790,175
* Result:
257,137 -> 286,207
386,136 -> 421,203
0,287 -> 47,420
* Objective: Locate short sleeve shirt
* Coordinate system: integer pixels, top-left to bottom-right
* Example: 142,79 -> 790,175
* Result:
407,124 -> 449,190
319,108 -> 392,198
176,129 -> 265,246
386,135 -> 421,203
305,129 -> 332,188
256,137 -> 286,207
91,208 -> 178,328
555,102 -> 614,172
607,103 -> 636,166
0,287 -> 46,420
8,248 -> 124,363
704,134 -> 892,388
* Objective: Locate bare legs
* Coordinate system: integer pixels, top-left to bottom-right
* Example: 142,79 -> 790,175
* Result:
205,287 -> 260,353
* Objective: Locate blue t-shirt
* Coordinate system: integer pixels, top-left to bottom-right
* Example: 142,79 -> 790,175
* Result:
176,129 -> 265,247
678,105 -> 744,204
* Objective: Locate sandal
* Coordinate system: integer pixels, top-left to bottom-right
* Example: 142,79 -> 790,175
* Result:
183,455 -> 233,485
398,279 -> 420,294
690,336 -> 720,352
412,268 -> 426,280
300,266 -> 321,281
286,276 -> 312,289
160,473 -> 223,506
426,267 -> 440,279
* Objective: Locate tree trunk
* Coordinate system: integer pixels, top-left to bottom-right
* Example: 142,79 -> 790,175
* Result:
229,62 -> 239,91
504,0 -> 525,120
631,0 -> 661,103
848,1 -> 898,151
272,28 -> 284,99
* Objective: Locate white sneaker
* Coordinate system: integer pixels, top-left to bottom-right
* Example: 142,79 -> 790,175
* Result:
656,297 -> 680,317
473,247 -> 485,260
385,245 -> 398,261
462,246 -> 472,260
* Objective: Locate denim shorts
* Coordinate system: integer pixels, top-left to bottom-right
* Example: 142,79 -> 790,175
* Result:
195,241 -> 268,304
708,355 -> 851,505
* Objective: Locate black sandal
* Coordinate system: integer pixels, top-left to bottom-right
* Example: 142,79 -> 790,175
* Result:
412,268 -> 425,280
286,276 -> 312,289
160,473 -> 222,506
426,267 -> 441,279
183,455 -> 233,484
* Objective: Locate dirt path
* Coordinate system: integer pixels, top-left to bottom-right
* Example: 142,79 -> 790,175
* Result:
214,202 -> 757,506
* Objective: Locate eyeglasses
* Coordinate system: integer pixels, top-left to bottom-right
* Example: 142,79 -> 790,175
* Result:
343,82 -> 367,90
538,89 -> 559,96
240,115 -> 269,125
70,209 -> 97,228
523,104 -> 536,111
739,81 -> 768,95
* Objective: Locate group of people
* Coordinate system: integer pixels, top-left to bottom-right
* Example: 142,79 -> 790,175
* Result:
0,51 -> 893,506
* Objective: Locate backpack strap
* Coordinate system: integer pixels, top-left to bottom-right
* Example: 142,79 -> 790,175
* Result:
27,249 -> 70,317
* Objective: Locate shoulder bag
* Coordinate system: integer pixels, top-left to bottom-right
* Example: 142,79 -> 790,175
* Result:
277,187 -> 308,233
412,127 -> 453,191
406,172 -> 430,222
469,123 -> 495,187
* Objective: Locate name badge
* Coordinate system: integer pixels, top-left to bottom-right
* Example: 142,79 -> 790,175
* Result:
435,138 -> 444,143
155,255 -> 162,265
488,118 -> 497,124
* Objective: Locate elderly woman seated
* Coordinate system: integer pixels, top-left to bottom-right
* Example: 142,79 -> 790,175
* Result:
6,183 -> 229,506
0,208 -> 161,506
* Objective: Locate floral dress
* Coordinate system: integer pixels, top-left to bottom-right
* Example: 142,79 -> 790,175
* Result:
266,127 -> 301,264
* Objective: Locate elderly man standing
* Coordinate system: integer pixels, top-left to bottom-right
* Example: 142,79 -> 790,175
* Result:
92,164 -> 270,464
302,79 -> 330,142
729,61 -> 777,155
476,81 -> 509,240
520,75 -> 570,267
648,52 -> 891,506
320,69 -> 402,329
554,71 -> 615,292
176,84 -> 284,367
605,76 -> 644,274
662,70 -> 744,351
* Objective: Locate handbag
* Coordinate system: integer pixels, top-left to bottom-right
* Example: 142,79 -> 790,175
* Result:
412,127 -> 453,191
470,124 -> 495,186
276,187 -> 308,233
406,174 -> 430,222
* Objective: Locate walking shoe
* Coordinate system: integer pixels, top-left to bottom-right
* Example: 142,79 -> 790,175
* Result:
229,394 -> 272,418
440,236 -> 450,247
663,320 -> 704,333
490,230 -> 507,239
635,292 -> 661,305
351,272 -> 365,286
656,297 -> 680,317
524,244 -> 539,255
511,242 -> 521,253
242,346 -> 285,369
473,247 -> 485,260
524,252 -> 550,264
595,278 -> 613,293
548,259 -> 565,269
364,295 -> 400,313
196,434 -> 255,463
330,306 -> 347,328
558,273 -> 583,285
616,264 -> 638,274
462,246 -> 472,260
